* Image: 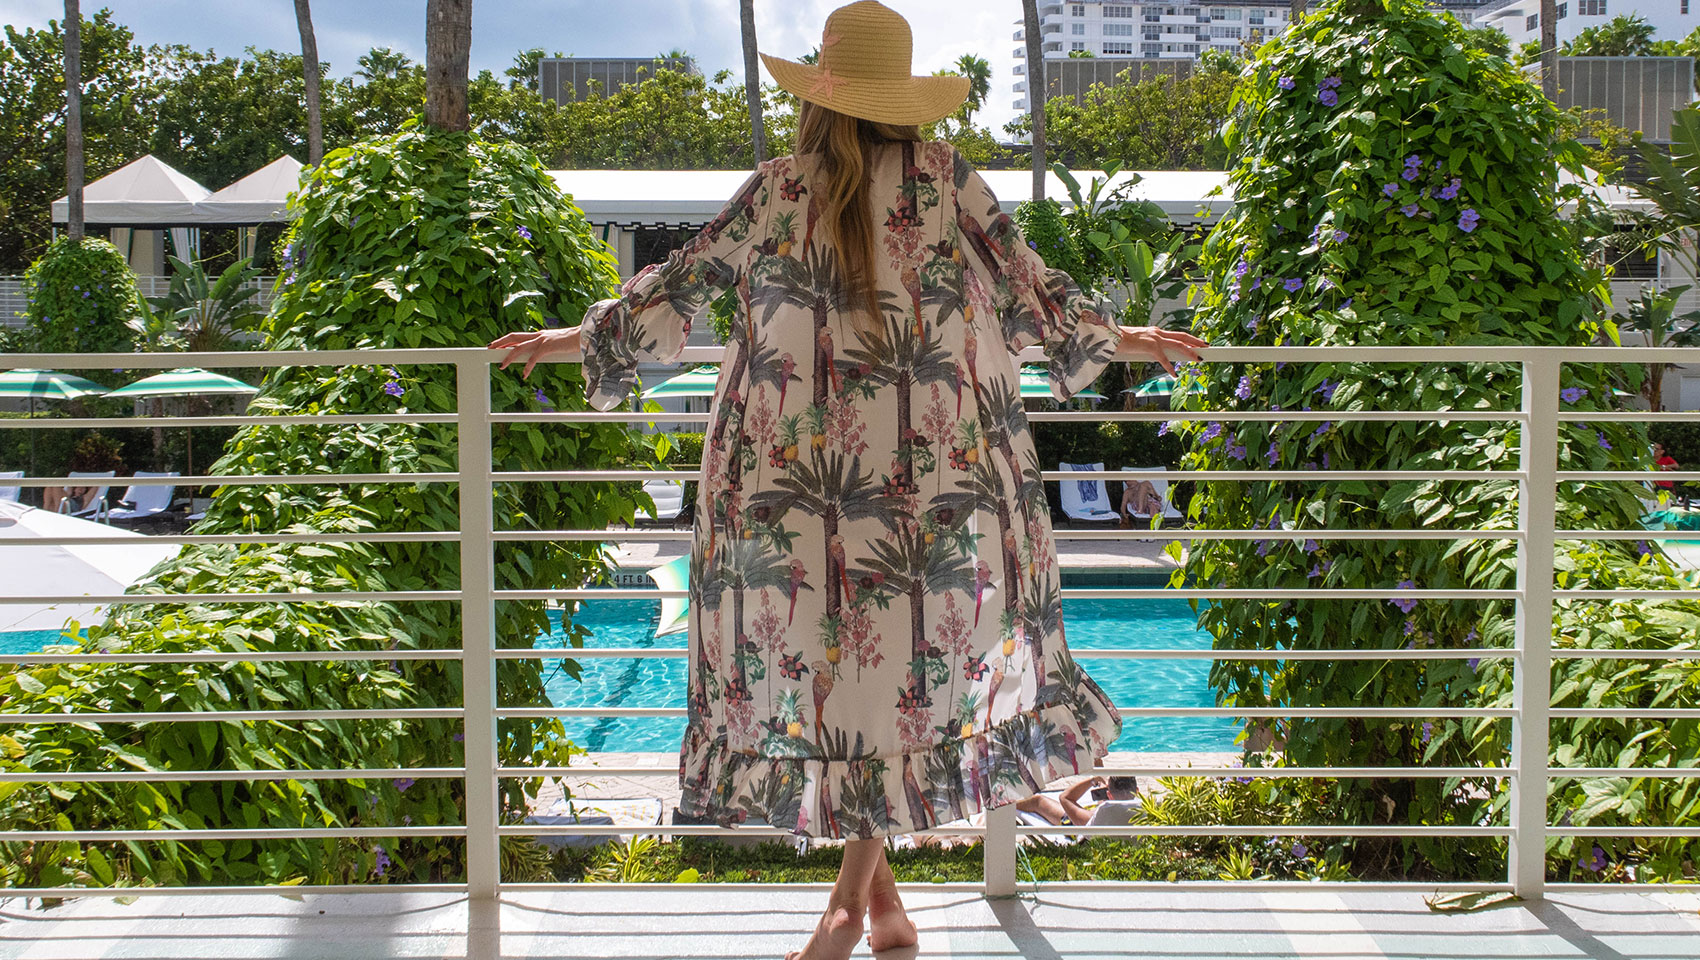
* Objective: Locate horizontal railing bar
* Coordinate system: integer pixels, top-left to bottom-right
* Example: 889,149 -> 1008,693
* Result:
1546,827 -> 1700,837
1560,530 -> 1700,541
0,414 -> 458,429
499,766 -> 1512,779
494,469 -> 1528,483
0,709 -> 463,724
493,529 -> 693,541
0,884 -> 471,898
497,823 -> 981,837
1557,470 -> 1700,482
1554,590 -> 1700,600
1549,708 -> 1700,718
491,412 -> 712,424
492,647 -> 1517,662
1553,649 -> 1700,660
7,472 -> 460,488
1547,768 -> 1700,778
1054,528 -> 1527,541
1,827 -> 465,842
0,591 -> 462,604
1012,824 -> 1513,837
0,532 -> 462,547
3,348 -> 478,368
1558,411 -> 1700,421
500,880 -> 1516,893
0,650 -> 465,665
496,706 -> 1515,719
1027,410 -> 1527,422
0,768 -> 466,783
496,588 -> 1519,601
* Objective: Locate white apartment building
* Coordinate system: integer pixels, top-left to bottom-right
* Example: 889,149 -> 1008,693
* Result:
1478,0 -> 1700,46
1012,2 -> 1497,110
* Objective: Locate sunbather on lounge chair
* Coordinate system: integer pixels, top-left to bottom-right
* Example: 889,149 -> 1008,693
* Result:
1015,775 -> 1139,827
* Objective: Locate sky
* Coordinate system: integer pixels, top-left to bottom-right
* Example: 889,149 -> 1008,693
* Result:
0,0 -> 1024,131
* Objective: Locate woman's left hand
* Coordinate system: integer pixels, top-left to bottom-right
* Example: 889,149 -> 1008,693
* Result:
1114,326 -> 1210,374
489,326 -> 583,379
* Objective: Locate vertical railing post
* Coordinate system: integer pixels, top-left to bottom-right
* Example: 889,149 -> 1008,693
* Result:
983,803 -> 1018,897
1510,354 -> 1560,900
457,353 -> 501,950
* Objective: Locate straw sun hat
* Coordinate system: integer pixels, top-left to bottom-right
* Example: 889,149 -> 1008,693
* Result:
760,1 -> 972,126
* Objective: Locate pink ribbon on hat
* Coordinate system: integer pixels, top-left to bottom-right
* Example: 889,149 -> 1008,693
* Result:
810,66 -> 845,98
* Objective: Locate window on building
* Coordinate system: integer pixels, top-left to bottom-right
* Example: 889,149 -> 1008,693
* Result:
1105,5 -> 1135,17
1071,41 -> 1088,51
1105,23 -> 1134,36
1142,42 -> 1161,54
1681,0 -> 1689,14
1073,22 -> 1087,34
1071,3 -> 1086,15
1526,14 -> 1539,30
1578,0 -> 1607,15
1104,41 -> 1135,54
1212,24 -> 1241,37
1557,2 -> 1568,17
1608,230 -> 1659,280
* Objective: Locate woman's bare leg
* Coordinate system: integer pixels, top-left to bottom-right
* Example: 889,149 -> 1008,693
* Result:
785,837 -> 881,960
865,844 -> 918,951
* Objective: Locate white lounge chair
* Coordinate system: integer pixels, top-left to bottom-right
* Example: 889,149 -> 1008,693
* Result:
105,472 -> 179,527
1121,466 -> 1187,525
0,471 -> 21,503
634,479 -> 686,526
61,471 -> 117,520
1059,462 -> 1119,524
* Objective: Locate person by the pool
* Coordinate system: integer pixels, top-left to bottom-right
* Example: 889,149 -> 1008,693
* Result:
492,4 -> 1207,957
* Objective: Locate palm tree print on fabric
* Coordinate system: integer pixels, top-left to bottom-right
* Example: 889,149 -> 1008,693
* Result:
580,142 -> 1123,838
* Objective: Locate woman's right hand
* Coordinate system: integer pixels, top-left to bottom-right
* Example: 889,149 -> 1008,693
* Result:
489,327 -> 583,379
1114,326 -> 1210,374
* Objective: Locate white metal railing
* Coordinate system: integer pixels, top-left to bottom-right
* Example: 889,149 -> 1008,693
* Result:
2,346 -> 1699,936
0,276 -> 280,328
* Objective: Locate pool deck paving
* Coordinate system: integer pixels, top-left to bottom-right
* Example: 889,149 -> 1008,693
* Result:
5,886 -> 1699,959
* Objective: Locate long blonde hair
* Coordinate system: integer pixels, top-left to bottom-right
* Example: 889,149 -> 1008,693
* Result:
795,101 -> 922,329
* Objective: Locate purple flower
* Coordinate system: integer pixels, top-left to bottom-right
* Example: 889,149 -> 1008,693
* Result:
1320,76 -> 1342,90
1283,277 -> 1304,293
1157,421 -> 1172,437
1278,76 -> 1296,90
1202,421 -> 1223,442
1250,276 -> 1262,290
1404,618 -> 1418,636
1421,722 -> 1434,744
1341,298 -> 1353,310
1403,154 -> 1421,169
1318,88 -> 1339,107
1292,842 -> 1309,858
1401,166 -> 1421,182
1382,182 -> 1400,198
1332,230 -> 1349,243
1401,203 -> 1421,218
1028,240 -> 1039,250
1636,540 -> 1651,556
516,225 -> 533,240
1303,539 -> 1319,554
1390,579 -> 1418,614
1310,421 -> 1331,440
372,845 -> 392,878
1581,845 -> 1608,873
452,732 -> 465,742
1316,380 -> 1339,402
1227,441 -> 1248,461
1597,431 -> 1613,451
1464,628 -> 1479,643
1467,658 -> 1480,671
1322,452 -> 1331,470
535,388 -> 553,408
393,777 -> 415,792
1266,445 -> 1281,466
1256,539 -> 1271,557
1458,208 -> 1480,233
1318,277 -> 1335,291
1234,258 -> 1252,279
1561,387 -> 1587,403
1437,178 -> 1462,201
1244,315 -> 1260,333
1236,375 -> 1253,400
383,381 -> 405,397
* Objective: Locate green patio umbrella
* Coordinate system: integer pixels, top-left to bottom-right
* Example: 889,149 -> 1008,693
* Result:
0,369 -> 112,479
1123,374 -> 1176,398
640,365 -> 721,400
1019,366 -> 1105,401
104,368 -> 259,479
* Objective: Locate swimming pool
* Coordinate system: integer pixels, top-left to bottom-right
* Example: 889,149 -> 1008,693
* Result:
0,599 -> 1241,754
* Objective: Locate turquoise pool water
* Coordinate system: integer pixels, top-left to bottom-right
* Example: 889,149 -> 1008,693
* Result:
0,599 -> 1240,754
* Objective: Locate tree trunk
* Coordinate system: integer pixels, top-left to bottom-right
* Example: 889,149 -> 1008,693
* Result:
425,0 -> 472,132
295,0 -> 324,166
1022,0 -> 1046,201
1290,0 -> 1306,19
740,0 -> 766,165
1540,0 -> 1559,100
64,0 -> 84,240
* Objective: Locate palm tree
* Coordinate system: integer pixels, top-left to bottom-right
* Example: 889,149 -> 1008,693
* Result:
740,0 -> 766,164
357,48 -> 415,81
860,522 -> 975,703
1540,0 -> 1558,99
719,535 -> 791,696
841,309 -> 954,494
955,53 -> 992,127
749,449 -> 883,626
1021,0 -> 1046,201
63,0 -> 84,240
425,0 -> 472,131
294,0 -> 323,166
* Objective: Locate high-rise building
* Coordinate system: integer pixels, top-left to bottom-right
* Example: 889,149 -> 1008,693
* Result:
1012,2 -> 1501,111
538,56 -> 700,105
1476,1 -> 1700,47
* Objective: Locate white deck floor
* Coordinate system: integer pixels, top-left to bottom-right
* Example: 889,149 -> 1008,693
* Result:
5,886 -> 1700,959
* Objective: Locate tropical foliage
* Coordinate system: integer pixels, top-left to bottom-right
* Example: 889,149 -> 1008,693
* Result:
1006,69 -> 1238,171
0,124 -> 650,888
19,235 -> 142,353
1177,0 -> 1697,881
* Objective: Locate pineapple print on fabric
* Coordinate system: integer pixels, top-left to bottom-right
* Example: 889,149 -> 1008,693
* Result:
580,142 -> 1123,839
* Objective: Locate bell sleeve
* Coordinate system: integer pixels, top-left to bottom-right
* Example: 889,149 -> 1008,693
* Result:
952,157 -> 1121,402
580,166 -> 769,411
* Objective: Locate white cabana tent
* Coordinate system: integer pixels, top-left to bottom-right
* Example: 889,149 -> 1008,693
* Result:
51,154 -> 214,271
199,155 -> 304,225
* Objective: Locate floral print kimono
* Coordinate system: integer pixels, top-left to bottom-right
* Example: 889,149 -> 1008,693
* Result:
581,141 -> 1123,839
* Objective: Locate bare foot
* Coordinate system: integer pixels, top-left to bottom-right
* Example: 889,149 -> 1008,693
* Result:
784,905 -> 864,960
865,898 -> 918,952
